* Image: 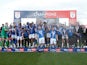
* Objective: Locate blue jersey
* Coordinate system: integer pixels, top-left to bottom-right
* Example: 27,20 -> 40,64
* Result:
11,28 -> 16,35
37,29 -> 44,38
16,28 -> 22,36
67,29 -> 73,37
50,30 -> 57,39
58,27 -> 63,35
23,31 -> 29,38
25,25 -> 29,30
8,31 -> 11,37
29,26 -> 35,34
57,31 -> 62,35
62,28 -> 66,36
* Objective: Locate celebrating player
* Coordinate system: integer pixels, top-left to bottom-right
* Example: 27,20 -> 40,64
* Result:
50,26 -> 58,48
16,26 -> 23,48
29,22 -> 35,48
37,25 -> 45,49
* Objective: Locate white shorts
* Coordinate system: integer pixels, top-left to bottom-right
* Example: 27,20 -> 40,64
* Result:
34,34 -> 38,40
66,35 -> 68,39
39,37 -> 45,44
17,36 -> 22,40
29,34 -> 35,39
46,33 -> 50,38
62,36 -> 65,39
11,35 -> 16,39
50,38 -> 56,44
62,35 -> 68,39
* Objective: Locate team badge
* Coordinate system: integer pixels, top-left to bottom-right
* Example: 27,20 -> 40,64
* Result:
70,11 -> 76,18
15,12 -> 20,19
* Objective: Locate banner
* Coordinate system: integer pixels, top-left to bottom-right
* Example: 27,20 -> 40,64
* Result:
0,48 -> 87,52
14,10 -> 77,25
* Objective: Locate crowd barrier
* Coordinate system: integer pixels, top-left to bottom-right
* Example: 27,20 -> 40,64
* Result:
0,48 -> 87,52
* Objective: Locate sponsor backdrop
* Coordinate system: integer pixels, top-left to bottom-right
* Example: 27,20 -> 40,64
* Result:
14,10 -> 77,25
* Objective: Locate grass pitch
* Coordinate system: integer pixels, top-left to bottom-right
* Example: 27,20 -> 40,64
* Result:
0,52 -> 87,65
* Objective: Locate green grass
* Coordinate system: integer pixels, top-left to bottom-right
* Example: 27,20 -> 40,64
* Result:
0,52 -> 87,65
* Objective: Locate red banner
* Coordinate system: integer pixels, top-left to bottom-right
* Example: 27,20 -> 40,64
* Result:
45,10 -> 77,25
